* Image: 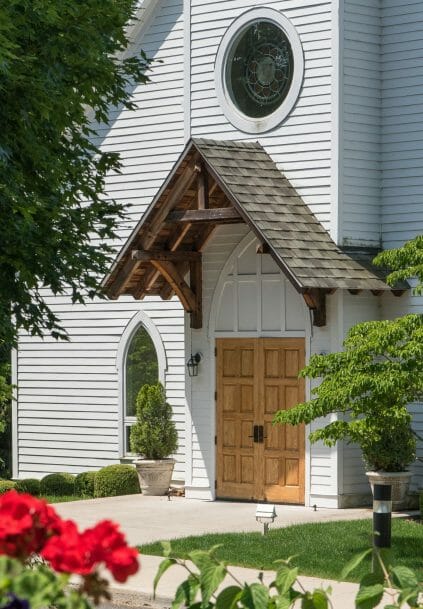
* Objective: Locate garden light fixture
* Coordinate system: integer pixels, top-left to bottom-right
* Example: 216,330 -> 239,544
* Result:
256,503 -> 277,535
372,483 -> 392,572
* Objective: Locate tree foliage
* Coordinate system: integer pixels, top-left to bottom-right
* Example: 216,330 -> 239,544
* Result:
274,314 -> 422,470
0,0 -> 150,345
125,326 -> 158,417
374,235 -> 423,294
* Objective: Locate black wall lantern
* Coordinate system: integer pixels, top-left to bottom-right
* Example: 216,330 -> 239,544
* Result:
187,353 -> 202,377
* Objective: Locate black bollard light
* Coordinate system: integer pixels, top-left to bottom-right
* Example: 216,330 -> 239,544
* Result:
373,483 -> 392,549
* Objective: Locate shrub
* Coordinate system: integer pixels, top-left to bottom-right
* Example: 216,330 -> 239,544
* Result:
40,473 -> 75,496
0,480 -> 16,494
130,382 -> 178,459
75,471 -> 97,498
15,478 -> 41,496
94,464 -> 140,498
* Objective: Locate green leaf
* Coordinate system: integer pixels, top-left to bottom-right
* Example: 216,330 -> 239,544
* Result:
390,566 -> 418,590
274,565 -> 299,595
300,590 -> 329,609
200,564 -> 227,607
189,550 -> 216,571
172,576 -> 200,609
160,540 -> 172,557
341,549 -> 373,579
215,585 -> 243,609
154,557 -> 177,596
240,583 -> 270,609
355,574 -> 384,609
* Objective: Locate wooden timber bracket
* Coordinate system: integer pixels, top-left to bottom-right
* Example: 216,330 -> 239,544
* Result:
302,288 -> 335,327
148,256 -> 203,329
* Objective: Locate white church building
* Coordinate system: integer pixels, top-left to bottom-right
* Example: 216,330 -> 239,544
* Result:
13,0 -> 423,508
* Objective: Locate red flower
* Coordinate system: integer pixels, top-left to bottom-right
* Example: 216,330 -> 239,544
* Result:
0,490 -> 61,560
41,518 -> 139,583
0,490 -> 139,584
106,546 -> 139,583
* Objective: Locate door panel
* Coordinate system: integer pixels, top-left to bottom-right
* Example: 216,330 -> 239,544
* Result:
216,338 -> 305,504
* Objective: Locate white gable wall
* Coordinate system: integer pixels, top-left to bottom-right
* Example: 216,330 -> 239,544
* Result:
190,0 -> 334,229
14,0 -> 188,480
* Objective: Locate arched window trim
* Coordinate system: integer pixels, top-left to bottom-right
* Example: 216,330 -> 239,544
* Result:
116,311 -> 167,457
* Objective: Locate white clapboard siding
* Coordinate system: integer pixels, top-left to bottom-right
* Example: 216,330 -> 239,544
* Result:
379,1 -> 423,491
381,1 -> 423,248
342,0 -> 381,247
190,0 -> 333,229
16,0 -> 187,481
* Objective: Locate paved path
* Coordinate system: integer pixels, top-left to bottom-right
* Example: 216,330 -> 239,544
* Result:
55,494 -> 374,546
56,496 -> 410,608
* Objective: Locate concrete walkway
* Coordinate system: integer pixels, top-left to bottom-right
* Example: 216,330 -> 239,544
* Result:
56,496 -> 409,609
55,494 -> 375,546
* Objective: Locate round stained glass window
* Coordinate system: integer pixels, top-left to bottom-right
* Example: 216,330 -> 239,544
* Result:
226,21 -> 294,119
215,8 -> 304,134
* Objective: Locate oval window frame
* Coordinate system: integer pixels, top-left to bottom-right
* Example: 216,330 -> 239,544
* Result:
215,8 -> 304,134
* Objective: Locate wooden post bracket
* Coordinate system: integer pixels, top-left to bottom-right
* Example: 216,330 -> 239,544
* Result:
302,288 -> 331,327
151,257 -> 203,329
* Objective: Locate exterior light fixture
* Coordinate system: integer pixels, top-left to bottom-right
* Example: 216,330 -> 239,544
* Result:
256,503 -> 277,535
372,484 -> 392,571
187,353 -> 202,377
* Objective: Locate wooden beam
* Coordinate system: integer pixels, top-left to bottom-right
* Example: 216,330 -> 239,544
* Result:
197,164 -> 209,210
151,261 -> 196,312
106,258 -> 141,299
256,242 -> 270,254
348,289 -> 363,295
189,258 -> 202,328
131,250 -> 201,262
140,159 -> 199,250
302,289 -> 327,327
134,224 -> 193,299
392,289 -> 406,297
166,207 -> 243,224
371,289 -> 383,296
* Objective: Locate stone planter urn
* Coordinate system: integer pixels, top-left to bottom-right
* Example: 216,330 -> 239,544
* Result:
366,471 -> 413,512
134,458 -> 175,496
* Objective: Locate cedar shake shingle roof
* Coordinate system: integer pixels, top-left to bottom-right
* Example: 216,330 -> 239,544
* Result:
192,138 -> 389,291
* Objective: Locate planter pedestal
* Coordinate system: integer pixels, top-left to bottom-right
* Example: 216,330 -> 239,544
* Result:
134,459 -> 175,496
366,471 -> 412,511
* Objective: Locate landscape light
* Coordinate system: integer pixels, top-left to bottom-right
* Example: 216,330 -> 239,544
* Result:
256,503 -> 277,535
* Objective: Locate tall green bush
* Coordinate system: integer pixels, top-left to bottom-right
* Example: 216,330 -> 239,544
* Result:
94,464 -> 139,498
130,383 -> 178,459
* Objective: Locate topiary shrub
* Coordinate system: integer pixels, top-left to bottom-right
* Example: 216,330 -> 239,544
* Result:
15,478 -> 41,496
94,464 -> 140,498
130,382 -> 178,459
75,471 -> 96,498
40,472 -> 75,496
0,480 -> 15,494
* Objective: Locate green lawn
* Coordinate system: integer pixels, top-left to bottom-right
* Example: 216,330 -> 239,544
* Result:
41,495 -> 86,503
139,519 -> 423,583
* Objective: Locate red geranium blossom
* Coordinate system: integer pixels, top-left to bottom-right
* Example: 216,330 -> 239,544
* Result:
41,518 -> 139,583
0,490 -> 139,584
0,490 -> 60,559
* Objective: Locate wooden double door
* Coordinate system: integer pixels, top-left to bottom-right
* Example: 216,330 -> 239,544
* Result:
216,338 -> 305,504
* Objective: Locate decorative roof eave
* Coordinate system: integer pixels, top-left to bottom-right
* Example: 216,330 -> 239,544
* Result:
102,139 -> 407,328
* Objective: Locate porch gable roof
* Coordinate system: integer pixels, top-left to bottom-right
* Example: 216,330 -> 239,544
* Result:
102,138 -> 401,326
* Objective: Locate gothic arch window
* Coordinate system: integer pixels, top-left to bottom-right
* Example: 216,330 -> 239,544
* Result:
118,312 -> 166,456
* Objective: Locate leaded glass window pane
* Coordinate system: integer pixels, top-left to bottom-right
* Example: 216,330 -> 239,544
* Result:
226,20 -> 293,119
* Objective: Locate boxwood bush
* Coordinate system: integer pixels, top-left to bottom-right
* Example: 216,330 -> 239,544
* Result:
0,480 -> 15,494
75,471 -> 96,498
94,464 -> 140,498
15,478 -> 41,496
40,472 -> 75,496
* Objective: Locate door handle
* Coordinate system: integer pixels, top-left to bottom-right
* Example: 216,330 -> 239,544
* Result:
248,425 -> 260,442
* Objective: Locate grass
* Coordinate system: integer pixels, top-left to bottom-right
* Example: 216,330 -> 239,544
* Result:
41,495 -> 87,503
140,518 -> 423,583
